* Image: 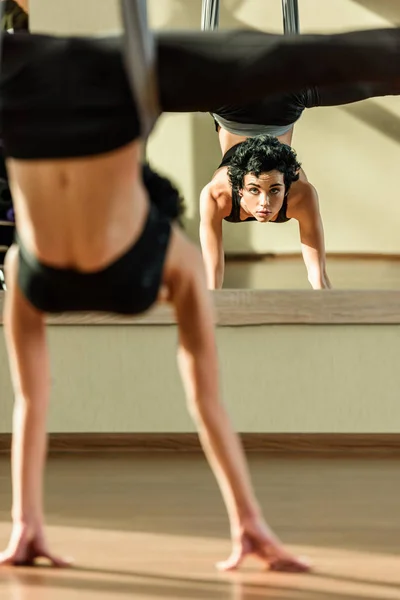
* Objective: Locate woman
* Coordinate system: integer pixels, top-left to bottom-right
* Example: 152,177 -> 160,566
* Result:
201,81 -> 400,290
200,133 -> 325,289
2,24 -> 400,569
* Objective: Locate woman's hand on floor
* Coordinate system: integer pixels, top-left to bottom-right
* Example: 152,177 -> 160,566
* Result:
0,522 -> 72,567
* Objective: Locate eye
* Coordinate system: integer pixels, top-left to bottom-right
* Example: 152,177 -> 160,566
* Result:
249,188 -> 259,194
270,188 -> 281,195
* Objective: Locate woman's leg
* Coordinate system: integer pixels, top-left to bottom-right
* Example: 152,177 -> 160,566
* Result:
306,81 -> 400,108
156,28 -> 400,113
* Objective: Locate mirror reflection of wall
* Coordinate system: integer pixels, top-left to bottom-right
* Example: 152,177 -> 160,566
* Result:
147,0 -> 400,291
30,0 -> 121,34
28,0 -> 400,290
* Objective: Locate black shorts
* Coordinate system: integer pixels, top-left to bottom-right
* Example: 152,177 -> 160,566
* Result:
212,80 -> 399,129
213,88 -> 315,128
0,33 -> 141,159
16,204 -> 171,315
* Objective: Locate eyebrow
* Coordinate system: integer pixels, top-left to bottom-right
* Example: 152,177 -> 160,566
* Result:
247,181 -> 284,188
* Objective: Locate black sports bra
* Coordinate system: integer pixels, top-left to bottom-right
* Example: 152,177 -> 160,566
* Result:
218,144 -> 290,224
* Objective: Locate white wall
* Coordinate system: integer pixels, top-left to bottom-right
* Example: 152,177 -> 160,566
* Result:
2,322 -> 400,434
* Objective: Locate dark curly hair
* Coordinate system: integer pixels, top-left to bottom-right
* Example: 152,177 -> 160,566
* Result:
228,135 -> 301,195
142,163 -> 185,226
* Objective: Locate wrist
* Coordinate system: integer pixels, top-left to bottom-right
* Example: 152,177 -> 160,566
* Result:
12,510 -> 44,529
229,499 -> 262,531
206,274 -> 221,290
309,272 -> 331,289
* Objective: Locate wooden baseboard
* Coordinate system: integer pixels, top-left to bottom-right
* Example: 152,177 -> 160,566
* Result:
225,252 -> 400,263
1,433 -> 400,456
3,289 -> 400,325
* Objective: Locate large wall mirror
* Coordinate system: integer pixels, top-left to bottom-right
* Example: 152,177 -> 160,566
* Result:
13,0 -> 400,292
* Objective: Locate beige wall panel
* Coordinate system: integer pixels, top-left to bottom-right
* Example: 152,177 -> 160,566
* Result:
1,322 -> 400,434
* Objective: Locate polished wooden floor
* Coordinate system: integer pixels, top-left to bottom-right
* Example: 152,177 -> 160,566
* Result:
0,453 -> 399,599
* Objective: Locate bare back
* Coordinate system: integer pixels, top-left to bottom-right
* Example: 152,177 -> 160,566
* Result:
7,141 -> 148,272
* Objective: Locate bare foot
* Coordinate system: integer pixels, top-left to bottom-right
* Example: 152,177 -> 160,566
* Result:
217,518 -> 310,573
0,522 -> 72,568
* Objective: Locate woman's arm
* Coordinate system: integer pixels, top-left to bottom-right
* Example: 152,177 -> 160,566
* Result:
0,245 -> 69,567
163,227 -> 309,572
199,185 -> 225,289
4,245 -> 49,529
290,182 -> 332,290
167,228 -> 258,525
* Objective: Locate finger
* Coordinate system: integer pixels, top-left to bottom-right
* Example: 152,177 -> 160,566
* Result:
255,538 -> 312,573
2,552 -> 72,568
216,546 -> 246,572
269,555 -> 311,573
0,535 -> 33,566
35,546 -> 74,568
0,551 -> 35,567
0,552 -> 16,566
47,553 -> 74,568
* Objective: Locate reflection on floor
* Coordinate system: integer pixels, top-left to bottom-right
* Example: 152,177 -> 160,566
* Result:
0,453 -> 399,599
224,256 -> 400,289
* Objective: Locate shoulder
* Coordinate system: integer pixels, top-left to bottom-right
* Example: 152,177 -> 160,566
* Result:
286,179 -> 319,220
162,225 -> 205,291
200,178 -> 232,220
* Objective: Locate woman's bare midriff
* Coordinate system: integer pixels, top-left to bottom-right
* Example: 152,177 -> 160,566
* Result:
212,125 -> 296,184
6,140 -> 148,272
217,126 -> 294,157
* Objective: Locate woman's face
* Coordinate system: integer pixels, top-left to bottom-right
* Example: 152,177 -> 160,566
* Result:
239,170 -> 286,222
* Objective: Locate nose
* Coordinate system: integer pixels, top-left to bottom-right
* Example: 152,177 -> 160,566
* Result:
259,194 -> 269,208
